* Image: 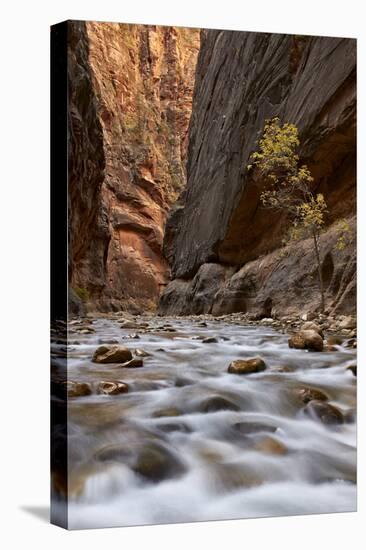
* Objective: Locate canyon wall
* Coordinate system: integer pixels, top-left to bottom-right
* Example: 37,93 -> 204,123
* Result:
68,21 -> 200,313
160,31 -> 356,317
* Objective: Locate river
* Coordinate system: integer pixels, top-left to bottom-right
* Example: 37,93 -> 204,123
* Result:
52,315 -> 357,529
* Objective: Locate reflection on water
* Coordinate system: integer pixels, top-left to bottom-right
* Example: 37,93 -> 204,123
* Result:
53,316 -> 356,529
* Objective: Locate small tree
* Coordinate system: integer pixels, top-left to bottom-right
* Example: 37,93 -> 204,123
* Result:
248,117 -> 330,313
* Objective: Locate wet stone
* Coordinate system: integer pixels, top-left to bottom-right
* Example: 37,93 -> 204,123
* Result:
345,339 -> 357,349
255,436 -> 288,455
175,376 -> 195,387
134,348 -> 152,357
132,442 -> 186,483
95,445 -> 131,463
212,463 -> 263,491
157,422 -> 191,433
78,327 -> 95,334
152,407 -> 182,418
233,422 -> 277,435
66,381 -> 92,398
92,345 -> 133,364
121,357 -> 144,368
343,409 -> 356,423
98,338 -> 119,345
294,386 -> 329,404
301,322 -> 324,337
272,365 -> 295,373
288,330 -> 324,352
327,336 -> 343,346
199,396 -> 240,413
302,400 -> 344,425
228,357 -> 267,375
98,381 -> 129,395
202,336 -> 219,343
120,321 -> 147,329
347,365 -> 357,376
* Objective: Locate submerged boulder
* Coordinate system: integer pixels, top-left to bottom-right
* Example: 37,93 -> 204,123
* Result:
302,400 -> 344,425
294,386 -> 329,404
134,348 -> 152,357
347,364 -> 357,377
152,407 -> 182,418
132,442 -> 186,483
255,436 -> 288,455
199,395 -> 240,412
121,357 -> 144,368
66,380 -> 92,398
228,357 -> 267,375
92,345 -> 132,364
233,421 -> 277,435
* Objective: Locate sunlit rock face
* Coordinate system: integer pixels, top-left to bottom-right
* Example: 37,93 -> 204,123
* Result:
160,30 -> 356,316
68,21 -> 200,312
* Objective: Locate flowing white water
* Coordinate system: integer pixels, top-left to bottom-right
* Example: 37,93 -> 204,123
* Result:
57,317 -> 356,529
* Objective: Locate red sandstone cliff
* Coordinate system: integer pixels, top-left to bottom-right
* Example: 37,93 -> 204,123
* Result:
68,21 -> 199,313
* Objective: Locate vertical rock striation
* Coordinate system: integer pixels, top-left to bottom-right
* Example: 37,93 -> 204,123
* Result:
160,30 -> 356,316
68,21 -> 200,312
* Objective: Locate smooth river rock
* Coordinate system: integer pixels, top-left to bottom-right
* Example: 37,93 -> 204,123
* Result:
132,442 -> 186,483
66,381 -> 92,398
294,386 -> 329,404
288,330 -> 324,352
302,400 -> 344,425
228,357 -> 267,375
92,345 -> 133,364
98,381 -> 129,395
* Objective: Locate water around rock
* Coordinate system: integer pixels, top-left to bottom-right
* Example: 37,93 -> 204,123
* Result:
288,329 -> 324,352
98,381 -> 129,395
92,345 -> 132,364
62,315 -> 356,528
228,357 -> 267,375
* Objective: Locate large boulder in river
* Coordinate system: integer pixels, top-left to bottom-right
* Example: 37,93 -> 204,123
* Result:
302,400 -> 344,425
66,380 -> 92,398
288,330 -> 324,352
92,345 -> 132,364
132,442 -> 186,483
199,396 -> 240,413
293,386 -> 329,404
228,357 -> 267,375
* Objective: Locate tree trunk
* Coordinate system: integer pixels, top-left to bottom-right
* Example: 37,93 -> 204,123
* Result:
312,229 -> 325,314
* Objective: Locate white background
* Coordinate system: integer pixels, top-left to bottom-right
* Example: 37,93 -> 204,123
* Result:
0,0 -> 364,547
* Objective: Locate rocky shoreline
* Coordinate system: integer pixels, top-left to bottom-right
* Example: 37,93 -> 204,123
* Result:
63,310 -> 357,347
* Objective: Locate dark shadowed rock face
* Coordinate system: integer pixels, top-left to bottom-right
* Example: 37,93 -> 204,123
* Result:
68,22 -> 200,313
160,217 -> 356,317
68,21 -> 107,302
160,30 -> 356,316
